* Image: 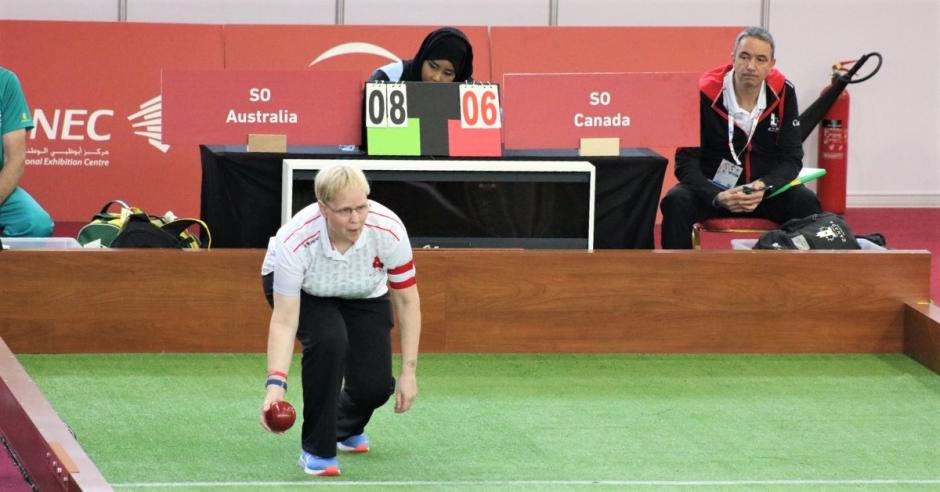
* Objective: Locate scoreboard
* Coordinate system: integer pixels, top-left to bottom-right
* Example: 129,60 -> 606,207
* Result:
364,82 -> 502,157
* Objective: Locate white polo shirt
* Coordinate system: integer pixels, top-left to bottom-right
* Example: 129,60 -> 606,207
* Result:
261,200 -> 416,299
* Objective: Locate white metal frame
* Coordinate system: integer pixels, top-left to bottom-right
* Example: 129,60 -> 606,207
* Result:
282,158 -> 596,250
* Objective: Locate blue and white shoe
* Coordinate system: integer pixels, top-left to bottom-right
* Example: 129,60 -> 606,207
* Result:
298,450 -> 340,476
337,433 -> 370,453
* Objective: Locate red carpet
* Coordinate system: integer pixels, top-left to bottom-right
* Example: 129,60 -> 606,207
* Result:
844,208 -> 939,301
0,443 -> 32,492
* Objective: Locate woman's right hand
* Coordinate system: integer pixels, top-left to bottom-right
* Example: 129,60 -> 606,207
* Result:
259,385 -> 287,433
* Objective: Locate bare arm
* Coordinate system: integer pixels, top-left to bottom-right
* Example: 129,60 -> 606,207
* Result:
259,293 -> 300,432
0,129 -> 27,205
390,284 -> 421,413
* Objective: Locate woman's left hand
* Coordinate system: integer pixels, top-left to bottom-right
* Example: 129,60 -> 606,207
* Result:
394,372 -> 418,413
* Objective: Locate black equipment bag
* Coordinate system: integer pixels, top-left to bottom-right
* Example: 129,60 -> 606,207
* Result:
110,214 -> 182,248
754,212 -> 860,250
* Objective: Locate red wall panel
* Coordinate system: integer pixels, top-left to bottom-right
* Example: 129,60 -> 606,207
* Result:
224,25 -> 492,82
1,21 -> 224,222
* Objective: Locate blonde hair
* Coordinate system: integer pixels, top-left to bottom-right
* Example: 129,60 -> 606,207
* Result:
314,163 -> 370,203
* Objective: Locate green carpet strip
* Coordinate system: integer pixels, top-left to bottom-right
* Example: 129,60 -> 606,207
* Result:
17,354 -> 940,490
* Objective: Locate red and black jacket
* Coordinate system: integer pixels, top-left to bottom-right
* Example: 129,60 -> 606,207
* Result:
675,63 -> 804,204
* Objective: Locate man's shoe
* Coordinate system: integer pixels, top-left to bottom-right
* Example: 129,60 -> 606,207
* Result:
297,450 -> 340,476
337,433 -> 370,453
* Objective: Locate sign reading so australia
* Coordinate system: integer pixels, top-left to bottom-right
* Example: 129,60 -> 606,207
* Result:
161,69 -> 363,146
501,72 -> 700,150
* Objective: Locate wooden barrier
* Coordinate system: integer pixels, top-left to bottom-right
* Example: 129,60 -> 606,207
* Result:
0,249 -> 932,355
905,302 -> 940,373
0,337 -> 112,491
0,250 -> 270,353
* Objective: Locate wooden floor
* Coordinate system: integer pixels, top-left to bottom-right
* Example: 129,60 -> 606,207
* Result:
0,248 -> 932,356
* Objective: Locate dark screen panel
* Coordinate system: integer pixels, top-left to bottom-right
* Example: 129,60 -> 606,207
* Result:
291,171 -> 590,248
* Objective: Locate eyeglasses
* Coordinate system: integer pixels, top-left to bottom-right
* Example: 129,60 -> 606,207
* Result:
321,201 -> 369,218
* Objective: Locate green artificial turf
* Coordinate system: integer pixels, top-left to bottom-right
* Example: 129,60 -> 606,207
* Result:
17,354 -> 940,491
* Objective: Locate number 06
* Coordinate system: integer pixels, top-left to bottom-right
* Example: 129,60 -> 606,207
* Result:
460,85 -> 501,129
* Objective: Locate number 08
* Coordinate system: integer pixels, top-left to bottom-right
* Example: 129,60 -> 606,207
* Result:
365,83 -> 408,128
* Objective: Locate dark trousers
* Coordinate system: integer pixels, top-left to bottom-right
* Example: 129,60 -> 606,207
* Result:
262,274 -> 395,458
660,183 -> 822,249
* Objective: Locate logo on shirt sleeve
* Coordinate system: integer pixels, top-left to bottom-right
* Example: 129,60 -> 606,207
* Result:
373,256 -> 384,270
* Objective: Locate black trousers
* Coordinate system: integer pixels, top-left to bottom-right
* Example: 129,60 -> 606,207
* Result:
262,274 -> 395,458
660,183 -> 822,249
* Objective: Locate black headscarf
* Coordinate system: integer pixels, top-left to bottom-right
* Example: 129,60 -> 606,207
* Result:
405,27 -> 474,82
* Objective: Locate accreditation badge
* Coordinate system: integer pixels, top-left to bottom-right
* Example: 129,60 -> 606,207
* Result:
711,158 -> 743,190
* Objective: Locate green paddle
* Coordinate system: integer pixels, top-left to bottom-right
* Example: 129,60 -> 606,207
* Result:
766,168 -> 827,198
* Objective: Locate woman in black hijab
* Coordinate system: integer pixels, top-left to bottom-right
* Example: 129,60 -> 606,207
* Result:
369,27 -> 474,83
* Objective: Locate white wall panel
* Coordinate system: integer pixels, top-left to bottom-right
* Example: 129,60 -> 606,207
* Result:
0,0 -> 117,21
344,0 -> 549,26
557,0 -> 761,26
773,0 -> 940,204
126,0 -> 335,25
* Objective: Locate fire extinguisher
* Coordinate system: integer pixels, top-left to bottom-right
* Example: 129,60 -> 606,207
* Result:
816,53 -> 882,214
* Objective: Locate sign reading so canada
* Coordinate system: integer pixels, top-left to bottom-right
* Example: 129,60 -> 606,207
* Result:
501,72 -> 700,150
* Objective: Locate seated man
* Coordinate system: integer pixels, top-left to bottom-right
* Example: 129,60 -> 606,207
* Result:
660,27 -> 820,249
1,66 -> 53,237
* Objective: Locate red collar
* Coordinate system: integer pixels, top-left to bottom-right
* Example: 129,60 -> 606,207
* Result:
700,63 -> 786,102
